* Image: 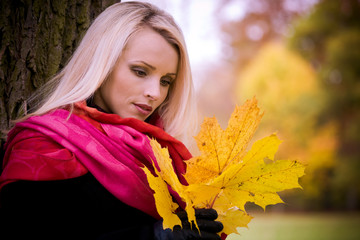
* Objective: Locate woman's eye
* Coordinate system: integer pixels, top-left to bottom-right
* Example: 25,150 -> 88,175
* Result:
132,68 -> 147,77
160,78 -> 172,86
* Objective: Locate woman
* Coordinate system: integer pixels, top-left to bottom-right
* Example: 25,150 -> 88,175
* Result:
0,1 -> 223,240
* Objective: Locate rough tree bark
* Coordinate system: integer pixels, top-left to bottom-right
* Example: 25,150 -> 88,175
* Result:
0,0 -> 119,147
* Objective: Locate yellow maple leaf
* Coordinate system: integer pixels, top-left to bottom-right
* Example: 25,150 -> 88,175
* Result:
143,97 -> 306,237
145,139 -> 198,230
184,98 -> 264,184
217,208 -> 253,236
190,134 -> 304,209
143,166 -> 181,230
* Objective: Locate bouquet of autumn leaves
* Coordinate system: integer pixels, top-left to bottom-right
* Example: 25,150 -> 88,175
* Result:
142,97 -> 305,238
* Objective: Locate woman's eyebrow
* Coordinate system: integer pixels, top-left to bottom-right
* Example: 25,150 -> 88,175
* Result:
133,60 -> 177,76
133,60 -> 156,70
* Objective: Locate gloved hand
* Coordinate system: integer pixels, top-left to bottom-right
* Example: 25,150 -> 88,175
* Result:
154,208 -> 223,240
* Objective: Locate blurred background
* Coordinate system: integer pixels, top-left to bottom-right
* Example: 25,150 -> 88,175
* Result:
130,0 -> 360,239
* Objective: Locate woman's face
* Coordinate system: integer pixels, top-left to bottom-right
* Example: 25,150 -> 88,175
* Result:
94,27 -> 179,121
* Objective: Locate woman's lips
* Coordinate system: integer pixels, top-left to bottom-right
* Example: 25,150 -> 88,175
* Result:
134,103 -> 153,115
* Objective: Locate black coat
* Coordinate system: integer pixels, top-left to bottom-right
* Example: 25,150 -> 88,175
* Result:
0,172 -> 157,240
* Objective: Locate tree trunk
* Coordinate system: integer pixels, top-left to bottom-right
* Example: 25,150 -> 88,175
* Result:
0,0 -> 119,146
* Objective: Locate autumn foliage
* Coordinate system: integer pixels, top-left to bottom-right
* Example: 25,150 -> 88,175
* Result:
143,98 -> 305,237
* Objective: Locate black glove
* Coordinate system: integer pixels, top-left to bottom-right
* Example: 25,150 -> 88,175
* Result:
154,208 -> 223,240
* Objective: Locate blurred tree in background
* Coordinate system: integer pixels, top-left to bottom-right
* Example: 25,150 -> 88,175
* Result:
288,0 -> 360,210
237,41 -> 339,211
198,0 -> 315,132
220,0 -> 313,70
221,0 -> 360,211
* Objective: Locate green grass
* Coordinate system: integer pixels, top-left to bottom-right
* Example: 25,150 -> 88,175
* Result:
226,212 -> 360,240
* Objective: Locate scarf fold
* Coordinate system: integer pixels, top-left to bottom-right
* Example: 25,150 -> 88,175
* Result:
0,102 -> 192,218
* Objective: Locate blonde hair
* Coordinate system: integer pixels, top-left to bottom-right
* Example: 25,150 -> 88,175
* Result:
25,1 -> 197,144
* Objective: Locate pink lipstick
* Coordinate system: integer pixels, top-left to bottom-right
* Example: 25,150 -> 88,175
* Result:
134,103 -> 153,115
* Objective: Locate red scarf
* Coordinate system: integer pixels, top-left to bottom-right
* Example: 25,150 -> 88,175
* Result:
0,102 -> 192,218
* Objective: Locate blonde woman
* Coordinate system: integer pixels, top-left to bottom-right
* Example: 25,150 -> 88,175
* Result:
0,1 -> 223,240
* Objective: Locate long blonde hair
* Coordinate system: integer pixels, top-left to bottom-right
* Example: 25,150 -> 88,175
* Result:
25,1 -> 197,144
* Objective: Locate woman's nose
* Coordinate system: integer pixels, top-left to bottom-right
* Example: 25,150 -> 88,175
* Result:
144,79 -> 161,100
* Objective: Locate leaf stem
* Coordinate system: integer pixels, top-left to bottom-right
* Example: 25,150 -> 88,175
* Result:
209,191 -> 220,209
